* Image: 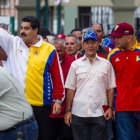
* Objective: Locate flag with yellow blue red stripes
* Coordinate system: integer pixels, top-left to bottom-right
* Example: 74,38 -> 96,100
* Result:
136,55 -> 140,62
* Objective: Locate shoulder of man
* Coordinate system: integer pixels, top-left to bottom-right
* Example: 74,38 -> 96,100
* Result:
107,48 -> 120,61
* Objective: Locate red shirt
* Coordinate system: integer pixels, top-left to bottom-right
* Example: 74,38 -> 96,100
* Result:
108,41 -> 140,112
50,53 -> 75,118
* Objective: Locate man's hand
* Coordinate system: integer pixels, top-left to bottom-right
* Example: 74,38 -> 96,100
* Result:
104,108 -> 113,120
52,102 -> 61,115
64,112 -> 72,127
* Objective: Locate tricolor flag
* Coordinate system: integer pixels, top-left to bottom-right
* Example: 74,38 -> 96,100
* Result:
136,55 -> 140,62
54,0 -> 70,5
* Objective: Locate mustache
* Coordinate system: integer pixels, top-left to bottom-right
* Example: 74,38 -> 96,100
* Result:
20,33 -> 26,37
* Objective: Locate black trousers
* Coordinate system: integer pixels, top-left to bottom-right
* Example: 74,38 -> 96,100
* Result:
32,105 -> 73,140
32,105 -> 52,140
50,118 -> 73,140
71,115 -> 107,140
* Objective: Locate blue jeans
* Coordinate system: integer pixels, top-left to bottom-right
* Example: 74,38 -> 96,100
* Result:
0,115 -> 38,140
116,111 -> 140,140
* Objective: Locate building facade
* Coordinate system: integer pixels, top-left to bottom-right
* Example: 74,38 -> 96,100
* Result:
1,0 -> 140,35
0,0 -> 18,33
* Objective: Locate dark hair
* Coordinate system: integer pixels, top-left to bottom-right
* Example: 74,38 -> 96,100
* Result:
21,16 -> 40,32
38,26 -> 51,38
71,28 -> 82,34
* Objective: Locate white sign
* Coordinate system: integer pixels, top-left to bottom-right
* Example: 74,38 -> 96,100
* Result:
54,0 -> 70,6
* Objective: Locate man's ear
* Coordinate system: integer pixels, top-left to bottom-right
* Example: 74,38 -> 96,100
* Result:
34,28 -> 38,35
127,35 -> 133,42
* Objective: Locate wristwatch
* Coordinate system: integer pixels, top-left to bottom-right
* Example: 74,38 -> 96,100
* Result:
65,108 -> 71,113
55,99 -> 62,104
108,106 -> 114,111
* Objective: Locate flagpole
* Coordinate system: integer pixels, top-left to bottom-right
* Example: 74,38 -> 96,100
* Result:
36,0 -> 41,21
57,2 -> 61,34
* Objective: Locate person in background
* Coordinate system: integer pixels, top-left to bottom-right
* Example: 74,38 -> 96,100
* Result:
65,34 -> 80,59
71,28 -> 83,53
0,23 -> 11,34
0,66 -> 38,140
56,33 -> 66,40
101,37 -> 117,140
101,38 -> 115,53
92,23 -> 104,44
65,31 -> 116,140
49,37 -> 74,140
0,23 -> 8,31
38,26 -> 51,42
92,23 -> 108,58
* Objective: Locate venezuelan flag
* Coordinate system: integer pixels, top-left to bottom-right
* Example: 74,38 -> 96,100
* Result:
136,55 -> 140,62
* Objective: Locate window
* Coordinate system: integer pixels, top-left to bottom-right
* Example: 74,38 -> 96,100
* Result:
78,7 -> 91,29
78,6 -> 114,35
0,0 -> 10,8
135,7 -> 140,31
91,6 -> 114,35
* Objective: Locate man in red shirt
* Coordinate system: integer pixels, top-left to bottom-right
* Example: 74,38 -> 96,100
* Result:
65,34 -> 80,59
108,22 -> 140,140
50,37 -> 75,140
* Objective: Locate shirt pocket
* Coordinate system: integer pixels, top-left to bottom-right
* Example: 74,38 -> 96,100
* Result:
76,68 -> 87,80
94,68 -> 107,82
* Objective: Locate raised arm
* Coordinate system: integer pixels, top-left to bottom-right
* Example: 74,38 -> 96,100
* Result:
0,28 -> 14,55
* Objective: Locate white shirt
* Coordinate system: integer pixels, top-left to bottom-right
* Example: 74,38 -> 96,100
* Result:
0,28 -> 43,88
65,55 -> 116,117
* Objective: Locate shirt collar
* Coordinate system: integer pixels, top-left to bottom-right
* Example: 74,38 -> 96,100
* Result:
81,54 -> 101,61
32,35 -> 43,48
25,35 -> 43,48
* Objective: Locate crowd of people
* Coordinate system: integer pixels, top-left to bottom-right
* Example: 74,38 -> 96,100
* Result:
0,15 -> 140,140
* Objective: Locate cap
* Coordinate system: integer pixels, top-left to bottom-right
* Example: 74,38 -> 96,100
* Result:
56,34 -> 66,40
101,38 -> 115,49
110,22 -> 134,37
83,31 -> 98,41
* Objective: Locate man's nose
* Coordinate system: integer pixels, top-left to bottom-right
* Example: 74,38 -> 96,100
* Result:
20,28 -> 25,33
67,43 -> 71,47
